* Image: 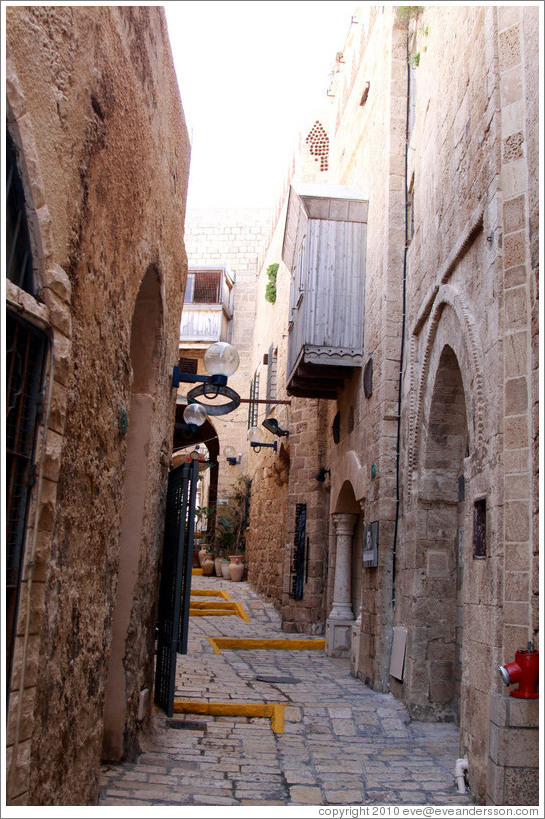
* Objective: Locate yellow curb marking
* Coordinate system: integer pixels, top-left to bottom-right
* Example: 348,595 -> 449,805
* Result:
206,637 -> 325,654
188,600 -> 250,622
172,701 -> 285,733
190,609 -> 238,617
192,568 -> 203,575
191,589 -> 232,600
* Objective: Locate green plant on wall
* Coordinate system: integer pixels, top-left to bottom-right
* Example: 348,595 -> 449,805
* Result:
213,476 -> 251,555
395,6 -> 423,22
265,263 -> 279,304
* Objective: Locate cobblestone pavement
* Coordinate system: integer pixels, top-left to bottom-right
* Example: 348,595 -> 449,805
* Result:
99,575 -> 473,810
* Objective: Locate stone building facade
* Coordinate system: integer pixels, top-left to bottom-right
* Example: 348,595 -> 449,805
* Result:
5,6 -> 190,805
179,209 -> 271,512
244,4 -> 540,806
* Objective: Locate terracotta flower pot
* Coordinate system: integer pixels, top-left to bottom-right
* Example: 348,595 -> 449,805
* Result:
229,555 -> 245,582
201,556 -> 214,576
198,546 -> 212,568
221,559 -> 231,580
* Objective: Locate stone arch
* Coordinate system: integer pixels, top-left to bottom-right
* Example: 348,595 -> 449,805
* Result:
326,473 -> 364,659
331,449 -> 367,509
408,285 -> 486,494
102,264 -> 164,761
405,342 -> 469,722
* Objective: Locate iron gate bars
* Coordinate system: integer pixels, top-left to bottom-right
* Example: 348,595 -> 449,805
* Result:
154,459 -> 198,717
5,311 -> 49,691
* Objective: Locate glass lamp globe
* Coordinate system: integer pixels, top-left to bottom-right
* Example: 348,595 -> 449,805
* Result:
247,426 -> 263,444
224,446 -> 236,459
183,403 -> 207,427
204,342 -> 240,377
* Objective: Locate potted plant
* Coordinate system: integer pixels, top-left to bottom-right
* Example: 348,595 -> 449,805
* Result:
214,477 -> 250,581
194,505 -> 215,568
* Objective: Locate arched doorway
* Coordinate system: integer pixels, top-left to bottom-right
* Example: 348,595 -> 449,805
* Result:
102,265 -> 163,761
325,480 -> 361,657
172,412 -> 220,563
411,345 -> 468,722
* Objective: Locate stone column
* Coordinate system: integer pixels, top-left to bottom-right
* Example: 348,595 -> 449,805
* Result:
326,513 -> 358,657
351,502 -> 365,675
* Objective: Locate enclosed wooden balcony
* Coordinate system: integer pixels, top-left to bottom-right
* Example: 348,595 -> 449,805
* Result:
281,184 -> 368,399
180,267 -> 234,344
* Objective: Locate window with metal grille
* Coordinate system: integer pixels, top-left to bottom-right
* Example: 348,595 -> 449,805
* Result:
247,370 -> 260,429
473,498 -> 487,559
6,311 -> 48,687
178,356 -> 198,374
6,129 -> 35,295
265,344 -> 277,417
184,269 -> 222,304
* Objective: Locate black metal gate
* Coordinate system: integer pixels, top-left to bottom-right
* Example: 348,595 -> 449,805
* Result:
289,503 -> 308,600
154,459 -> 199,716
6,311 -> 49,691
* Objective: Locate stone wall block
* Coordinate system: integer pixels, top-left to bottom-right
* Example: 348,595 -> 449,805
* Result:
35,205 -> 55,261
503,570 -> 529,602
504,500 -> 530,543
48,383 -> 68,434
502,158 -> 527,199
50,335 -> 73,387
503,541 -> 531,574
503,230 -> 526,269
29,530 -> 52,583
41,429 -> 64,483
11,112 -> 46,210
6,738 -> 31,802
9,634 -> 40,693
14,580 -> 46,637
503,132 -> 524,163
498,6 -> 520,31
504,377 -> 528,415
500,66 -> 523,108
6,686 -> 37,746
489,722 -> 539,768
504,768 -> 539,806
44,264 -> 72,304
36,478 -> 60,532
502,601 -> 530,627
503,415 -> 528,450
503,625 -> 531,664
6,57 -> 27,120
503,195 -> 525,234
499,26 -> 521,73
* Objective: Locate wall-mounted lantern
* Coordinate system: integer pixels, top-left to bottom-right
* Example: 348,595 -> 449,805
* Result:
224,446 -> 242,466
248,426 -> 277,454
172,341 -> 241,416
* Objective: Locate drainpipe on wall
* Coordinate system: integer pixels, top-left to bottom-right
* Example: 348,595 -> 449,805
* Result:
391,19 -> 411,610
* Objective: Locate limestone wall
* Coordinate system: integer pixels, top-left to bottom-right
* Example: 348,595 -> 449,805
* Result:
6,5 -> 190,805
244,4 -> 539,805
183,209 -> 271,507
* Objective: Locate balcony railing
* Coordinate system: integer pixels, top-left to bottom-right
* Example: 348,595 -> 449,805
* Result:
180,267 -> 234,344
281,184 -> 368,399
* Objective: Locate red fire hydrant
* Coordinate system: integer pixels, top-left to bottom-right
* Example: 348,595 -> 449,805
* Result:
499,644 -> 539,699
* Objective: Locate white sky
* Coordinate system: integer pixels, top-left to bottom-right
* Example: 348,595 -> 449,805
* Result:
164,1 -> 358,210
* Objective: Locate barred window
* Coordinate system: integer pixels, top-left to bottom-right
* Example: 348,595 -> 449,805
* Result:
6,128 -> 35,295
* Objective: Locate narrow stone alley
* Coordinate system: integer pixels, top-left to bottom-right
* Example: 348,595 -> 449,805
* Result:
99,574 -> 474,809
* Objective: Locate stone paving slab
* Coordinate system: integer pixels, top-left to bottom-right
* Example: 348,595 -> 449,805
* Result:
99,575 -> 473,809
